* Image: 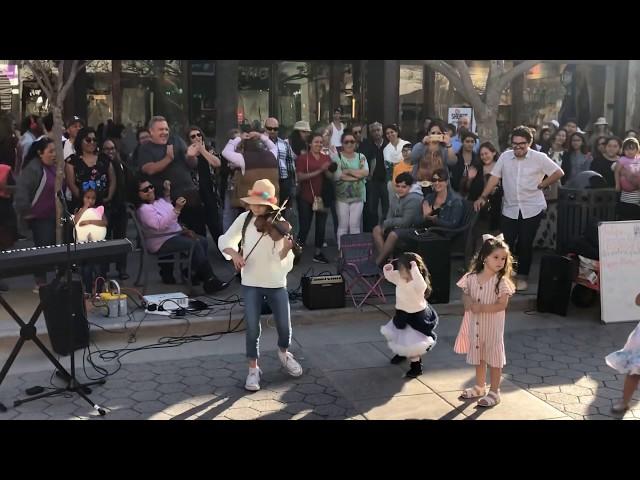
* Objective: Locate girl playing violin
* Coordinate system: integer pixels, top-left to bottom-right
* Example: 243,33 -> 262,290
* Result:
218,179 -> 303,392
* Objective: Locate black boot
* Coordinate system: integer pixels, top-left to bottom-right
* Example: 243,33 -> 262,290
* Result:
405,360 -> 423,378
390,355 -> 406,365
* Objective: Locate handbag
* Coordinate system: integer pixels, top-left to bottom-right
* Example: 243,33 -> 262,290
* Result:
307,154 -> 326,212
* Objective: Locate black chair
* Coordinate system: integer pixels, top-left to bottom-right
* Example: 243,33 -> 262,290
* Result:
428,200 -> 479,266
126,204 -> 194,295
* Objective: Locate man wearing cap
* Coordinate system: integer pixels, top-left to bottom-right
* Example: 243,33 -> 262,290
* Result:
590,117 -> 610,151
63,116 -> 84,160
218,179 -> 303,392
328,107 -> 345,148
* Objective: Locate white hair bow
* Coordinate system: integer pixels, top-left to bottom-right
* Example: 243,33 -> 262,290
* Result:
482,233 -> 504,242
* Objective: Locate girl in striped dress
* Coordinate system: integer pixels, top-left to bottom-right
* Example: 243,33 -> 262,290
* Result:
454,234 -> 515,407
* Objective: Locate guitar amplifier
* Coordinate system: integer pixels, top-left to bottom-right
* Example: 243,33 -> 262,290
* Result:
301,275 -> 345,310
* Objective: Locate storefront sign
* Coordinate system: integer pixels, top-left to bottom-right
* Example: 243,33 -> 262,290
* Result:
448,107 -> 476,133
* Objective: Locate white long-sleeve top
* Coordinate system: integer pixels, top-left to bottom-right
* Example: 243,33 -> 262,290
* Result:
221,135 -> 278,175
383,263 -> 428,313
217,211 -> 294,288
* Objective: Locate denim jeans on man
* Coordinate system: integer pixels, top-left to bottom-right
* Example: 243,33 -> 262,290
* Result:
242,285 -> 291,359
157,234 -> 213,280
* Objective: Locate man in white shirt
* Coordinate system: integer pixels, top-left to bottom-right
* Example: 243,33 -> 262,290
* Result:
474,126 -> 564,291
63,116 -> 84,160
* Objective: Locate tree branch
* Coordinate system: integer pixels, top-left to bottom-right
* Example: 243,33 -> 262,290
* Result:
497,60 -> 541,92
451,60 -> 484,112
26,60 -> 54,100
58,60 -> 89,107
56,60 -> 64,96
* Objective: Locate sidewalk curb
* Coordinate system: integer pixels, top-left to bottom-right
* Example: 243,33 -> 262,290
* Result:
0,295 -> 537,349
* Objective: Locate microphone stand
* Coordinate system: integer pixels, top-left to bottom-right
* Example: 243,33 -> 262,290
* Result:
14,192 -> 106,415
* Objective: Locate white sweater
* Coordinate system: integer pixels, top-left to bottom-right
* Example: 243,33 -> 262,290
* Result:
383,263 -> 428,313
218,211 -> 294,288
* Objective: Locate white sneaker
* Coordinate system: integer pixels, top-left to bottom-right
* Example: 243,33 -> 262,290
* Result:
278,351 -> 303,377
245,367 -> 262,391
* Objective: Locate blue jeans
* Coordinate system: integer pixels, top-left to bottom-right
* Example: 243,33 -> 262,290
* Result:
29,217 -> 56,285
242,285 -> 291,359
157,234 -> 213,280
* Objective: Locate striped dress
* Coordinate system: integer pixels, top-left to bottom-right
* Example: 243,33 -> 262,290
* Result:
454,273 -> 515,368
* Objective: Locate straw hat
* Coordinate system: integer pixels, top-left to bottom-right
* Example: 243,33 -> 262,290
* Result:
594,117 -> 608,126
240,179 -> 279,210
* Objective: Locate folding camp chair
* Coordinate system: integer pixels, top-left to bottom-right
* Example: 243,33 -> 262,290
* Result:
337,233 -> 386,308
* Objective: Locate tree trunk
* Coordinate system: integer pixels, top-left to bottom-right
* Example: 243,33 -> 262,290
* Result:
475,109 -> 499,150
52,105 -> 66,243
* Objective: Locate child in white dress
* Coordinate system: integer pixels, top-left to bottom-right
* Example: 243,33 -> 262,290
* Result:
380,252 -> 438,378
605,293 -> 640,414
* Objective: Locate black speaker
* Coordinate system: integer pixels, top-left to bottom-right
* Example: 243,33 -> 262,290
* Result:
537,255 -> 574,316
39,279 -> 90,356
301,275 -> 345,310
405,233 -> 451,304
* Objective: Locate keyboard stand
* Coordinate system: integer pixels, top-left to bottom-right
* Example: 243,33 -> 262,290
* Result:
0,291 -> 104,414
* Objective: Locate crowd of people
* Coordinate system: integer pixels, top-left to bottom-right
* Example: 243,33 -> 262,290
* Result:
1,109 -> 640,296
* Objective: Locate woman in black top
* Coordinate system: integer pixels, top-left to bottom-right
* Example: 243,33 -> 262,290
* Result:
65,127 -> 116,211
186,125 -> 223,243
590,136 -> 620,188
451,131 -> 482,199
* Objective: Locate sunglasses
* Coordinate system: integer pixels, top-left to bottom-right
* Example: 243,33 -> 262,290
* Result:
190,132 -> 203,139
512,141 -> 528,147
343,140 -> 356,145
431,178 -> 445,183
265,126 -> 279,132
139,185 -> 154,193
84,137 -> 97,143
352,130 -> 362,135
102,146 -> 115,151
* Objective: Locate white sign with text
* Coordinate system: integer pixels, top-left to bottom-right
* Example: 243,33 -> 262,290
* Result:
598,221 -> 640,323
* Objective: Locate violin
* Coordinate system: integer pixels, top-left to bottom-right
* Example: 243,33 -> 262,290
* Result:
243,199 -> 302,262
254,212 -> 302,256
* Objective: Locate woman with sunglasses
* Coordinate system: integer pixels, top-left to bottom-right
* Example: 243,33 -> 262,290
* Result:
65,127 -> 116,212
331,132 -> 369,248
381,168 -> 464,265
186,126 -> 223,244
133,176 -> 228,293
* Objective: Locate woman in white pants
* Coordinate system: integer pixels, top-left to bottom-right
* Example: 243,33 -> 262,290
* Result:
331,131 -> 369,248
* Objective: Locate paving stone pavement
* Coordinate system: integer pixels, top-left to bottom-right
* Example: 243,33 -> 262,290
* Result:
0,321 -> 638,420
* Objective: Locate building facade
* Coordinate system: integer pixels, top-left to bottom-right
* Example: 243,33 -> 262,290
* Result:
1,60 -> 637,150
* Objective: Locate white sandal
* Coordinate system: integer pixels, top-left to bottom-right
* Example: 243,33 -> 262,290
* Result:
459,385 -> 486,400
477,390 -> 501,407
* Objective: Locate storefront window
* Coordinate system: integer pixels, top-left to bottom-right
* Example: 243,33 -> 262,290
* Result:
399,65 -> 423,141
277,62 -> 330,135
338,63 -> 354,122
190,60 -> 216,141
86,60 -> 113,129
522,63 -> 566,127
238,64 -> 269,129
